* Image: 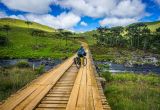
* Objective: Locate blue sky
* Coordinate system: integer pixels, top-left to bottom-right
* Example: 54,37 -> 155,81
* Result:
0,0 -> 160,32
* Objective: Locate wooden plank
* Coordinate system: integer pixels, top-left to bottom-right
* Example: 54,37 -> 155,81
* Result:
46,94 -> 69,97
35,108 -> 65,110
41,100 -> 68,104
0,85 -> 38,110
43,97 -> 68,101
38,104 -> 66,108
76,65 -> 87,110
66,68 -> 83,110
86,57 -> 95,110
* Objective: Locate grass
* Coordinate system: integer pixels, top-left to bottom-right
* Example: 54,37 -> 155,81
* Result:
0,67 -> 38,101
0,18 -> 55,32
145,21 -> 160,32
90,45 -> 160,65
0,18 -> 80,59
104,73 -> 160,110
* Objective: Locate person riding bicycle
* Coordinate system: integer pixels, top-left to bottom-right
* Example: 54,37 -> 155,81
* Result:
77,46 -> 86,57
74,46 -> 87,68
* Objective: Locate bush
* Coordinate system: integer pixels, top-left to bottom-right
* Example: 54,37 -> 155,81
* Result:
16,61 -> 30,68
35,65 -> 45,74
101,71 -> 112,82
0,36 -> 9,46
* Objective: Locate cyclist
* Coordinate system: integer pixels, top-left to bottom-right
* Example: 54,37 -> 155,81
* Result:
77,46 -> 86,66
77,46 -> 86,58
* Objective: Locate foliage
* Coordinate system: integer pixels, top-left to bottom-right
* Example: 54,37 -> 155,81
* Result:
0,67 -> 37,101
2,25 -> 11,36
35,65 -> 45,74
104,73 -> 160,110
101,71 -> 112,82
0,35 -> 9,46
86,22 -> 160,53
0,18 -> 80,59
16,61 -> 30,68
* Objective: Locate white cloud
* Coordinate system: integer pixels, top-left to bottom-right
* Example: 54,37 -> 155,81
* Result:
55,0 -> 117,18
80,21 -> 88,26
0,11 -> 7,18
55,0 -> 146,18
111,0 -> 146,18
55,0 -> 147,27
155,0 -> 160,5
1,0 -> 53,14
99,17 -> 138,27
8,12 -> 81,29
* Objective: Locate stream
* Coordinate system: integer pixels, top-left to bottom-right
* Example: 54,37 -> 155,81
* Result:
0,59 -> 62,71
96,61 -> 160,74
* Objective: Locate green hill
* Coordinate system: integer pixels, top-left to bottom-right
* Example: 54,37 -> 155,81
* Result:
0,18 -> 55,32
145,21 -> 160,32
0,18 -> 79,59
81,20 -> 160,45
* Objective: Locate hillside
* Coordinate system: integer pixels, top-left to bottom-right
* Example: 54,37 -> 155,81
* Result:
0,18 -> 55,32
81,20 -> 160,45
145,21 -> 160,32
0,18 -> 79,59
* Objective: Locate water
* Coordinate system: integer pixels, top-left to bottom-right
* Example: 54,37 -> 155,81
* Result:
0,59 -> 62,71
96,61 -> 160,74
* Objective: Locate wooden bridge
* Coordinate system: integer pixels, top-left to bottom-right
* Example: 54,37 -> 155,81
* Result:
0,43 -> 111,110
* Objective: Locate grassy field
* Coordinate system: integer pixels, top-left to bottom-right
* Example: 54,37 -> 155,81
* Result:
0,18 -> 79,59
103,73 -> 160,110
0,18 -> 55,32
145,21 -> 160,32
0,66 -> 38,102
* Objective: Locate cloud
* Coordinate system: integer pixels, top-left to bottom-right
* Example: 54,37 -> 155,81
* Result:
99,17 -> 138,27
80,21 -> 88,26
55,0 -> 117,18
55,0 -> 146,18
0,11 -> 7,18
155,0 -> 160,5
8,12 -> 81,29
111,0 -> 146,18
1,0 -> 53,13
55,0 -> 147,27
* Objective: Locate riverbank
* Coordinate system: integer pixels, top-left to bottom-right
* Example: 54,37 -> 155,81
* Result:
93,46 -> 160,110
91,45 -> 160,66
104,72 -> 160,110
0,58 -> 62,102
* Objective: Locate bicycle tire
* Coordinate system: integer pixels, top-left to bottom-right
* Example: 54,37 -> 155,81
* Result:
83,57 -> 87,66
74,57 -> 81,69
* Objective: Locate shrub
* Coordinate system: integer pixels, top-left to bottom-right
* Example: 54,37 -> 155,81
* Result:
0,35 -> 9,46
101,71 -> 112,82
16,61 -> 30,68
35,65 -> 45,74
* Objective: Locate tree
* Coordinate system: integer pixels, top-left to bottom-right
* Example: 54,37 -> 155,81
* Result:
110,26 -> 124,46
63,31 -> 72,46
25,21 -> 32,32
0,35 -> 9,46
141,27 -> 150,51
57,29 -> 64,47
97,26 -> 106,45
3,25 -> 11,36
156,27 -> 160,33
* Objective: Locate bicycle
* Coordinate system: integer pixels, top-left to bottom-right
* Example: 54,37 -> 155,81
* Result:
74,56 -> 87,68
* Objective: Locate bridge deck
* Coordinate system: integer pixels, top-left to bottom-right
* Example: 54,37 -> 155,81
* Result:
0,43 -> 111,110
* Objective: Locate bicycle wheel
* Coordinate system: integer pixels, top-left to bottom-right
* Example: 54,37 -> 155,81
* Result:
83,57 -> 87,66
74,57 -> 81,69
